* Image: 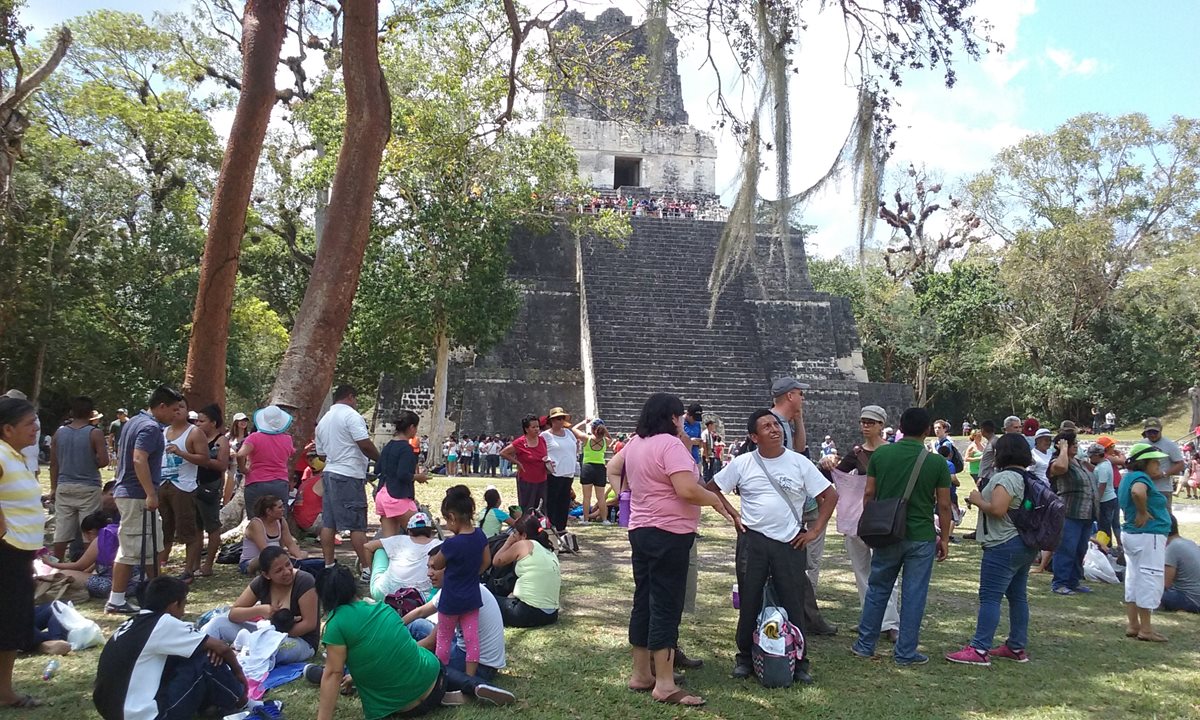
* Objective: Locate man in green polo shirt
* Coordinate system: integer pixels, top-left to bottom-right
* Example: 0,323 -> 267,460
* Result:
852,407 -> 953,666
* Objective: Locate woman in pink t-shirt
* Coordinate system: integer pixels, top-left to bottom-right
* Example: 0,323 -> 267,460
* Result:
237,405 -> 296,520
606,393 -> 738,708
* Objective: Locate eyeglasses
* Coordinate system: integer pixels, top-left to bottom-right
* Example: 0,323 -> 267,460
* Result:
859,419 -> 881,426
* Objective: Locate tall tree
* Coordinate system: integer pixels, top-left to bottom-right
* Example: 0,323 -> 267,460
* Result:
269,0 -> 390,440
0,0 -> 71,206
181,0 -> 288,410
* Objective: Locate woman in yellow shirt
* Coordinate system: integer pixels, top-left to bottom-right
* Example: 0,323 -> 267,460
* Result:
0,395 -> 45,708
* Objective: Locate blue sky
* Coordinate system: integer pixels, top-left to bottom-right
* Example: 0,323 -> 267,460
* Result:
24,0 -> 1200,257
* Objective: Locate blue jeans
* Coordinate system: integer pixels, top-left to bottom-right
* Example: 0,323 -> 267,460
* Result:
970,536 -> 1038,651
407,618 -> 497,682
1161,587 -> 1200,613
853,539 -> 936,664
1052,518 -> 1092,591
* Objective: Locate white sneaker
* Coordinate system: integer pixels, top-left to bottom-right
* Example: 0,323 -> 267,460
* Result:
474,685 -> 516,706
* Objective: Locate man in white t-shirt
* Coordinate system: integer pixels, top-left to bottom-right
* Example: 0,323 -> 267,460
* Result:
405,549 -> 506,679
314,384 -> 381,574
707,409 -> 838,684
93,577 -> 246,720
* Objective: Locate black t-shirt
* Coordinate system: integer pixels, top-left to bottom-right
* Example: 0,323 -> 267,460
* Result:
196,435 -> 223,486
378,439 -> 418,500
249,569 -> 320,650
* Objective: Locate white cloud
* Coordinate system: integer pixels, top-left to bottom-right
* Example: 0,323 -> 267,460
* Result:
1046,47 -> 1099,77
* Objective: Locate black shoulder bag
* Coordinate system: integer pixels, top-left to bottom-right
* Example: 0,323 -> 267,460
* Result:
857,450 -> 928,549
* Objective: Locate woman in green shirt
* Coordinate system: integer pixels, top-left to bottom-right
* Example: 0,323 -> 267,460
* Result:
316,566 -> 513,720
574,418 -> 610,522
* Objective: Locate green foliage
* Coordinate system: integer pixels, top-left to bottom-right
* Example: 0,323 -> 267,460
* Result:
0,8 -> 282,417
815,113 -> 1200,426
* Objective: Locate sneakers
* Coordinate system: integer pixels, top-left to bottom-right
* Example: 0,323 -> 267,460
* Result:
473,684 -> 516,706
1074,585 -> 1093,594
945,646 -> 991,666
988,645 -> 1030,663
895,653 -> 930,666
731,663 -> 754,679
359,568 -> 371,584
303,664 -> 324,684
105,601 -> 139,615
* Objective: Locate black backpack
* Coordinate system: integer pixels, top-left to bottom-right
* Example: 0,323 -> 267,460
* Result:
481,530 -> 518,598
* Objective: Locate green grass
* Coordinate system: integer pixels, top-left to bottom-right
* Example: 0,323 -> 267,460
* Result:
15,474 -> 1200,720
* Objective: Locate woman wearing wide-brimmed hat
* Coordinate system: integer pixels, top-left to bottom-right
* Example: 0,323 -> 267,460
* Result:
236,405 -> 296,521
541,406 -> 587,532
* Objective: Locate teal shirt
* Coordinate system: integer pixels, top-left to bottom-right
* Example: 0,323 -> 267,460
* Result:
866,438 -> 953,542
1118,471 -> 1170,535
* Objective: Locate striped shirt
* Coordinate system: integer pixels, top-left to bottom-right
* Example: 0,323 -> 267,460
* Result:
1,439 -> 45,550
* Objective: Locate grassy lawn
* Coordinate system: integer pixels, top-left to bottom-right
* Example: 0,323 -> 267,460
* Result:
14,474 -> 1200,720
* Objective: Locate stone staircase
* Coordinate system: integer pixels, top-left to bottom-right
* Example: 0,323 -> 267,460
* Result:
580,217 -> 770,431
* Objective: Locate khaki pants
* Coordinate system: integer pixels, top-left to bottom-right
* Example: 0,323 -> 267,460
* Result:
53,484 -> 101,543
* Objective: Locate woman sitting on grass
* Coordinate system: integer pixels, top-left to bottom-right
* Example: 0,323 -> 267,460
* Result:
202,546 -> 320,664
477,488 -> 515,538
491,514 -> 561,627
366,511 -> 442,602
239,495 -> 316,575
947,433 -> 1039,666
43,511 -> 120,598
315,565 -> 513,720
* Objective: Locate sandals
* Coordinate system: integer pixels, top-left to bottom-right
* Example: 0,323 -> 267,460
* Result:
5,695 -> 42,709
1136,632 -> 1168,643
654,689 -> 705,707
1052,587 -> 1076,595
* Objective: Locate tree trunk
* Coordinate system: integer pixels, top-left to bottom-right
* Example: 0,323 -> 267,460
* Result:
0,28 -> 72,205
429,329 -> 450,465
270,0 -> 391,443
181,0 -> 288,410
916,355 -> 929,407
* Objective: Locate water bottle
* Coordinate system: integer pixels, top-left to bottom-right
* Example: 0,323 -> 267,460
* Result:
618,491 -> 631,527
732,582 -> 740,610
42,659 -> 59,681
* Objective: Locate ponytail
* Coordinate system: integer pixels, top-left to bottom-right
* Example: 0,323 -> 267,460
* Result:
518,513 -> 554,551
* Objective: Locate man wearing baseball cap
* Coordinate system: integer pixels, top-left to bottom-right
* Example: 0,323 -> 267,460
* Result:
1141,418 -> 1184,511
768,377 -> 836,635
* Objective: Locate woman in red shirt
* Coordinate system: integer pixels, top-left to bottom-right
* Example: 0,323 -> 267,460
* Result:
500,415 -> 549,513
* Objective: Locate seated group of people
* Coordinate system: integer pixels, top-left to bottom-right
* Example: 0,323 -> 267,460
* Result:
91,484 -> 563,720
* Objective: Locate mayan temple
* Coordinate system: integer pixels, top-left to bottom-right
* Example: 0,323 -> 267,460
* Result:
378,9 -> 912,454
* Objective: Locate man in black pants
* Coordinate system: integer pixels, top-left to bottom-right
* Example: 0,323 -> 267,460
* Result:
707,409 -> 838,682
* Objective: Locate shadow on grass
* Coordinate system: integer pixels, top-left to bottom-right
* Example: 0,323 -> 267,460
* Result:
13,475 -> 1200,720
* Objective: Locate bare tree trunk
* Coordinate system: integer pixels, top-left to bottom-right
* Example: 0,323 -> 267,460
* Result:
0,28 -> 72,205
429,329 -> 450,465
29,339 -> 46,405
182,0 -> 288,410
270,0 -> 391,443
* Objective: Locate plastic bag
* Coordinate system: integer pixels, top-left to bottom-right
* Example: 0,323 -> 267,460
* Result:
1083,544 -> 1120,584
50,600 -> 104,650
